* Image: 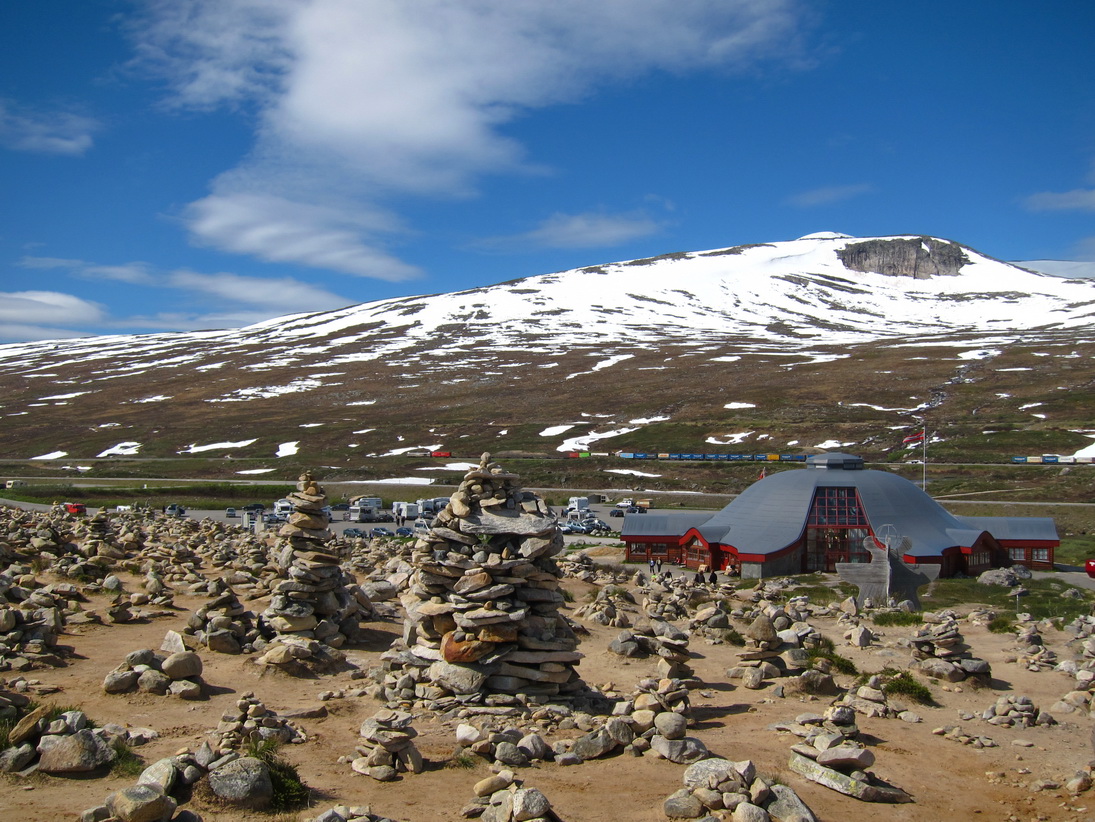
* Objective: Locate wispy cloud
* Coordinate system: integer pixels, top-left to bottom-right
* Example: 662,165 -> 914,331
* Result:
0,291 -> 107,342
127,0 -> 810,276
1024,188 -> 1095,212
477,211 -> 664,251
0,99 -> 99,155
4,256 -> 350,342
184,192 -> 420,280
786,183 -> 873,208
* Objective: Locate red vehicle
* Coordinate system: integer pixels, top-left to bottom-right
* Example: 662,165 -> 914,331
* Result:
63,502 -> 86,515
1085,559 -> 1095,579
430,451 -> 452,458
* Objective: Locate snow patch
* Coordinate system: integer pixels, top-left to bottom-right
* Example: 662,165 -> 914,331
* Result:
236,468 -> 276,474
31,451 -> 67,460
179,439 -> 258,454
724,402 -> 756,410
97,441 -> 141,457
604,468 -> 662,478
276,441 -> 300,457
540,425 -> 575,437
706,432 -> 754,445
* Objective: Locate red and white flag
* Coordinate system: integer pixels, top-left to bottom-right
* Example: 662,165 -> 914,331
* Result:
758,467 -> 767,479
902,429 -> 925,445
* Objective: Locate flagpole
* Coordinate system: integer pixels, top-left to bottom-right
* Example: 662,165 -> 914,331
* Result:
922,425 -> 927,491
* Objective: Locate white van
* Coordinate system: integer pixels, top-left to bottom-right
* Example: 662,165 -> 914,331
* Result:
4,480 -> 26,489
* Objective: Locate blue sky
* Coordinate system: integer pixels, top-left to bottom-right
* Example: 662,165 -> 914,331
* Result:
2,1 -> 1094,343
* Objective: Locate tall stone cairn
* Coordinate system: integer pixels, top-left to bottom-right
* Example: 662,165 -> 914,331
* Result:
257,472 -> 372,669
379,453 -> 581,707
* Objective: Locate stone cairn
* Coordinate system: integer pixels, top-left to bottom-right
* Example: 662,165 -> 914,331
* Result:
1011,615 -> 1058,671
663,757 -> 818,821
608,618 -> 693,679
464,772 -> 559,822
347,708 -> 424,781
258,471 -> 373,670
572,585 -> 635,627
210,691 -> 306,751
102,648 -> 206,700
979,694 -> 1054,728
378,454 -> 581,706
174,579 -> 258,654
906,611 -> 991,685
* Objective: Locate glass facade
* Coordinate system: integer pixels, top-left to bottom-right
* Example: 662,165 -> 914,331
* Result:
804,487 -> 872,571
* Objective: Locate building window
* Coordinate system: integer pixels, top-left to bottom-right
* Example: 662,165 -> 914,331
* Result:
650,543 -> 669,557
1032,548 -> 1049,562
807,487 -> 868,527
1008,547 -> 1027,561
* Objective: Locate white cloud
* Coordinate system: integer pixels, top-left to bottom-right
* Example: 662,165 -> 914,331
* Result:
0,99 -> 99,155
1024,189 -> 1095,212
479,211 -> 664,250
166,268 -> 350,310
0,291 -> 107,326
128,0 -> 809,275
184,192 -> 420,279
786,183 -> 873,208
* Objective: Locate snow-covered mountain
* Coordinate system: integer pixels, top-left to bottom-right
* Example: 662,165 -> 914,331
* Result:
2,233 -> 1094,464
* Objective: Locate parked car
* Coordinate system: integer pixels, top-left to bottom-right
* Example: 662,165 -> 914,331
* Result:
165,504 -> 186,518
262,513 -> 281,524
1086,559 -> 1095,579
225,507 -> 237,518
609,509 -> 624,517
331,503 -> 350,511
626,506 -> 647,514
370,527 -> 394,538
343,527 -> 367,538
63,502 -> 87,515
395,526 -> 414,537
557,523 -> 575,534
242,502 -> 266,513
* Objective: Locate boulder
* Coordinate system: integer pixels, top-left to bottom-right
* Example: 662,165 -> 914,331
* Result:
207,757 -> 273,808
106,784 -> 177,822
160,651 -> 203,680
38,729 -> 115,773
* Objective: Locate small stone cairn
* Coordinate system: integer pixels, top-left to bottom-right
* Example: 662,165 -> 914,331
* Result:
572,585 -> 634,627
258,471 -> 373,670
1011,615 -> 1058,671
347,708 -> 423,781
464,772 -> 559,822
211,692 -> 306,751
102,648 -> 206,700
380,454 -> 581,705
175,579 -> 258,654
980,694 -> 1054,728
907,611 -> 991,684
608,618 -> 693,679
663,758 -> 818,820
0,572 -> 71,671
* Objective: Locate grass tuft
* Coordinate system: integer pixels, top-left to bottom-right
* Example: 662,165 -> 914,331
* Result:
872,611 -> 922,627
111,739 -> 144,777
245,739 -> 310,811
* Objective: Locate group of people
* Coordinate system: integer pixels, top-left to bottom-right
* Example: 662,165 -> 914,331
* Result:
646,557 -> 721,586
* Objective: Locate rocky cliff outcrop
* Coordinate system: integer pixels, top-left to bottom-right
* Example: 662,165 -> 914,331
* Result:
837,237 -> 969,279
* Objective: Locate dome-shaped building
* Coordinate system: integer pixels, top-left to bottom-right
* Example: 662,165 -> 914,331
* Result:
622,453 -> 1058,579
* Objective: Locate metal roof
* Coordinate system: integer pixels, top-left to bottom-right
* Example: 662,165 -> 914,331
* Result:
621,511 -> 711,538
687,453 -> 1054,559
954,515 -> 1059,542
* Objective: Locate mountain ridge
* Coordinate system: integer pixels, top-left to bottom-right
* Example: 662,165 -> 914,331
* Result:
1,233 -> 1093,468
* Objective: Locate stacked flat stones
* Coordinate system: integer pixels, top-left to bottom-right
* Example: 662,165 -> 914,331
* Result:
980,694 -> 1054,728
383,454 -> 580,704
1012,617 -> 1057,671
907,612 -> 991,684
175,579 -> 257,654
464,772 -> 557,822
572,585 -> 634,627
348,708 -> 423,781
608,618 -> 693,679
82,509 -> 126,560
259,472 -> 371,667
663,758 -> 818,821
0,573 -> 70,671
211,692 -> 306,750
